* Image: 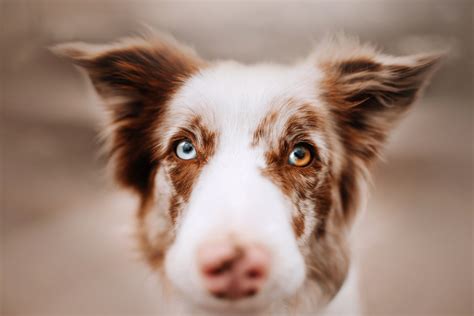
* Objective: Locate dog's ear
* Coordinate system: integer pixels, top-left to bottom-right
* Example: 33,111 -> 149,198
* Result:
52,36 -> 205,195
317,39 -> 442,162
315,36 -> 442,223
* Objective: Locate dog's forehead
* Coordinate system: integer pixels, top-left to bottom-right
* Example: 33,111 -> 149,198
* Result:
163,61 -> 323,142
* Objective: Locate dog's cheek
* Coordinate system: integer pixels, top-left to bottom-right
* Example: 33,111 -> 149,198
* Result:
302,184 -> 350,303
305,228 -> 350,302
283,172 -> 349,302
136,166 -> 176,269
166,160 -> 202,225
264,165 -> 323,241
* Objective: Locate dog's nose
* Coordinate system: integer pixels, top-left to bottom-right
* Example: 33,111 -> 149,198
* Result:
197,241 -> 270,300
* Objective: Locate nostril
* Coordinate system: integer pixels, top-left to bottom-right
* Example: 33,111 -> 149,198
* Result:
212,291 -> 228,299
206,259 -> 234,276
198,243 -> 242,278
246,268 -> 263,279
245,288 -> 257,297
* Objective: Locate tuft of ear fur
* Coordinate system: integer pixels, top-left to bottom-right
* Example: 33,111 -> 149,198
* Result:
315,35 -> 443,224
52,35 -> 205,196
316,35 -> 443,162
51,35 -> 204,99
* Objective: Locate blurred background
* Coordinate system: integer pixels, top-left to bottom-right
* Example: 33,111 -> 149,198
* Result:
1,0 -> 472,315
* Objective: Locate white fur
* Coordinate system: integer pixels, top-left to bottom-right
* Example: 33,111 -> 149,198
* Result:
163,62 -> 311,310
55,32 -> 439,316
154,61 -> 340,314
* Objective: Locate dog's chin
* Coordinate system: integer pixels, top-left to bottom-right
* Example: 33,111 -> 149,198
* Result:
170,284 -> 287,316
191,297 -> 275,316
197,298 -> 271,315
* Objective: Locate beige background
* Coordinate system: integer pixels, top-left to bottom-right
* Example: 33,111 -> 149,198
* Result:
2,1 -> 472,315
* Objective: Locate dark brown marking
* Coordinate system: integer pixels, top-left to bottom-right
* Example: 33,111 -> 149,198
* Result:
253,100 -> 351,301
337,161 -> 359,224
298,52 -> 441,301
320,52 -> 441,230
321,54 -> 441,164
305,216 -> 350,301
161,115 -> 218,224
252,110 -> 278,146
55,37 -> 206,200
338,58 -> 381,74
256,102 -> 330,238
292,210 -> 306,238
55,37 -> 209,270
135,195 -> 175,269
134,115 -> 217,269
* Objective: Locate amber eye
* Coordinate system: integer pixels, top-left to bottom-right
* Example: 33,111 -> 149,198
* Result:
288,143 -> 313,167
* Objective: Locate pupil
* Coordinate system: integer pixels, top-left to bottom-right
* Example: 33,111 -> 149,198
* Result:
294,147 -> 306,159
182,143 -> 193,154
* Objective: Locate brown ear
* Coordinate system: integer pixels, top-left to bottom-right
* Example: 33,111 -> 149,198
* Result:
321,50 -> 442,162
52,36 -> 205,195
317,37 -> 442,223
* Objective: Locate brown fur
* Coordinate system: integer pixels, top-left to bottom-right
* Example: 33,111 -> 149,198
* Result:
160,116 -> 218,224
55,38 -> 209,269
136,198 -> 175,269
55,38 -> 206,200
252,109 -> 279,146
250,100 -> 350,300
254,102 -> 330,239
321,54 -> 441,222
54,35 -> 442,308
136,115 -> 218,268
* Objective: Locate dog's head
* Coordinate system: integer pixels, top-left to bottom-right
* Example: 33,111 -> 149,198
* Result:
54,34 -> 440,313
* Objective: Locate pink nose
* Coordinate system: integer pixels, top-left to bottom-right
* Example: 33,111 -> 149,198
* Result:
197,241 -> 270,300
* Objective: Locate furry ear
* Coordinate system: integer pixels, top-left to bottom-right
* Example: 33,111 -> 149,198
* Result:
317,38 -> 442,162
315,36 -> 443,224
52,36 -> 205,195
51,35 -> 204,101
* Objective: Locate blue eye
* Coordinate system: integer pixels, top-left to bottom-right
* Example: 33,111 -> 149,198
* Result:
175,140 -> 197,160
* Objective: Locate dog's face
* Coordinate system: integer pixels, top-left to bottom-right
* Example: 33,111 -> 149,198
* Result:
54,35 -> 440,313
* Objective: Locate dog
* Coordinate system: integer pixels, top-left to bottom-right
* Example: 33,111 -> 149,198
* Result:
53,33 -> 441,315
